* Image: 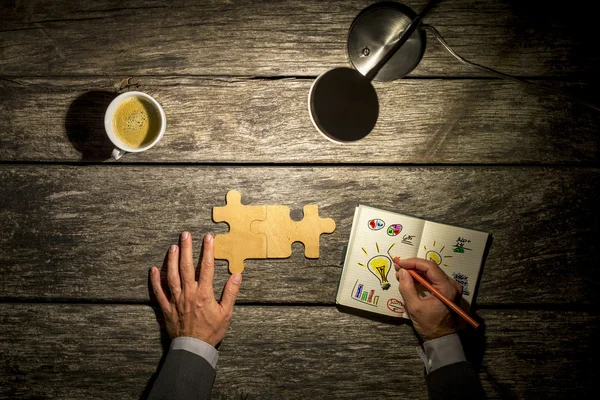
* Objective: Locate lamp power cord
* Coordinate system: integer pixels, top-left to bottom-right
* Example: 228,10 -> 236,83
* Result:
421,24 -> 600,113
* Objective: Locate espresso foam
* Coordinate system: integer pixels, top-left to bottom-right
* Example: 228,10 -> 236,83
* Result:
113,97 -> 160,148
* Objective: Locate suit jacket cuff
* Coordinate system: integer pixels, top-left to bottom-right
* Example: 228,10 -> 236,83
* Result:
416,333 -> 466,374
171,337 -> 219,369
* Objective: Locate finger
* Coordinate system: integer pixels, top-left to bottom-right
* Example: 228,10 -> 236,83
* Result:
220,273 -> 242,312
150,267 -> 170,312
393,257 -> 402,270
453,279 -> 462,294
451,279 -> 463,301
179,231 -> 196,290
167,244 -> 181,301
198,233 -> 215,296
397,268 -> 420,309
397,257 -> 448,285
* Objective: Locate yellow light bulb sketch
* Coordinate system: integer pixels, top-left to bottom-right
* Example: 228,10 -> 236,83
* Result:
423,241 -> 452,267
367,255 -> 391,290
425,250 -> 442,265
358,242 -> 396,290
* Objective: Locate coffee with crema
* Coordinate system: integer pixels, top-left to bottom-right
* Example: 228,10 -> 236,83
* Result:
113,96 -> 161,148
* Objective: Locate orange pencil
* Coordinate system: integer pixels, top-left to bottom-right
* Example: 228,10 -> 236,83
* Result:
406,269 -> 480,329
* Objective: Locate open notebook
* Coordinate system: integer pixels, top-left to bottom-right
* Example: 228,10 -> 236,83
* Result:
336,205 -> 492,319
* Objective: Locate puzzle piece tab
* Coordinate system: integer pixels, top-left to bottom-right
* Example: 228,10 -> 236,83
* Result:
251,205 -> 336,258
213,190 -> 267,273
212,190 -> 336,273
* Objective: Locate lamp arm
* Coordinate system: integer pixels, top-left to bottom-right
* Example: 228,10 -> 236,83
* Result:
365,0 -> 442,81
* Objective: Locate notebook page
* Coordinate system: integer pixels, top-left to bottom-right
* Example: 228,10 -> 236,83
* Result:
336,205 -> 425,318
417,221 -> 489,311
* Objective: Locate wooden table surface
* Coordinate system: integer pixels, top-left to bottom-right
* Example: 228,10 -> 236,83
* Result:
1,1 -> 598,398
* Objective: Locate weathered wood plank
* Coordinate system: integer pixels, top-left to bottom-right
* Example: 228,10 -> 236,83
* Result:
0,304 -> 596,399
1,0 -> 598,77
1,77 -> 597,163
0,165 -> 597,305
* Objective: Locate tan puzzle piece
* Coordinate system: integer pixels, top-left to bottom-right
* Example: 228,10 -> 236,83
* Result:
212,190 -> 267,273
212,190 -> 336,273
251,205 -> 336,258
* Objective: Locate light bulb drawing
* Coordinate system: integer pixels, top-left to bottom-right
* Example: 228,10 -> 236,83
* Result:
425,250 -> 442,265
423,241 -> 452,267
367,255 -> 392,290
358,242 -> 396,290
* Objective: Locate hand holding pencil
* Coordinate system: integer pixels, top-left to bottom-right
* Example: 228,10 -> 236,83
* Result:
393,257 -> 473,341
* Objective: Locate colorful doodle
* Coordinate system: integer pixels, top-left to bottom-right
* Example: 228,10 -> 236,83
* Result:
426,250 -> 442,265
367,255 -> 392,290
452,272 -> 470,296
452,237 -> 472,253
368,218 -> 385,231
359,242 -> 397,290
387,224 -> 402,236
386,298 -> 406,314
352,280 -> 380,306
424,241 -> 452,267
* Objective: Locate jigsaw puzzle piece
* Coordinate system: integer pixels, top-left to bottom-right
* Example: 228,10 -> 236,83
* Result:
250,206 -> 293,258
213,190 -> 267,273
251,204 -> 336,258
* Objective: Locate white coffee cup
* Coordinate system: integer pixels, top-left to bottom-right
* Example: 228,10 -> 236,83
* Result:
104,91 -> 166,160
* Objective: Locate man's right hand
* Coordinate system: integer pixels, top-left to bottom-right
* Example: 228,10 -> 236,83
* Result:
150,232 -> 242,347
393,257 -> 463,341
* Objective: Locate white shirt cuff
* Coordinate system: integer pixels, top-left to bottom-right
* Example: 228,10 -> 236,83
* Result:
170,337 -> 219,369
416,333 -> 466,374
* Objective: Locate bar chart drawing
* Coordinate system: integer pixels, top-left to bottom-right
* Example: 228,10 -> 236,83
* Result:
351,280 -> 379,306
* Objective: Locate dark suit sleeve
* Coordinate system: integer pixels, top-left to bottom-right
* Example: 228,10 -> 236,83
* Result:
426,361 -> 485,400
148,349 -> 216,400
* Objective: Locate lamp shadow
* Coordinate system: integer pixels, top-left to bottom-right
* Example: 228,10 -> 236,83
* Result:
65,91 -> 117,161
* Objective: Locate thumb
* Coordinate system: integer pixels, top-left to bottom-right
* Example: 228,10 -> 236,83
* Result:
398,269 -> 419,309
220,273 -> 242,311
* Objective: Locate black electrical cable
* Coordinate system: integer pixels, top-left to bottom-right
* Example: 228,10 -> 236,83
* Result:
422,24 -> 600,113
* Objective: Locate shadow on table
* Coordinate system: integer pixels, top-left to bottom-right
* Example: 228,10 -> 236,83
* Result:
65,91 -> 116,161
461,318 -> 519,399
141,251 -> 172,400
338,304 -> 497,392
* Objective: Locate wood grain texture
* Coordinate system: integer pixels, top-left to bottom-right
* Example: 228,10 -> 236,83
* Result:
1,77 -> 598,163
1,2 -> 596,398
0,0 -> 598,77
1,165 -> 597,305
0,304 -> 596,399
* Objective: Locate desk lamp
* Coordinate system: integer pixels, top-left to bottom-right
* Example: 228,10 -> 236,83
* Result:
308,1 -> 599,143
